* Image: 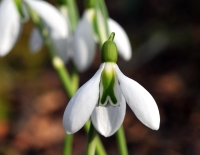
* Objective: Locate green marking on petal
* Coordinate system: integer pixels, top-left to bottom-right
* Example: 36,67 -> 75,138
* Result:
14,0 -> 25,19
99,63 -> 118,106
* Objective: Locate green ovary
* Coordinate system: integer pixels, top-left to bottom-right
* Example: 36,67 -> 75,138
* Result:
100,66 -> 117,105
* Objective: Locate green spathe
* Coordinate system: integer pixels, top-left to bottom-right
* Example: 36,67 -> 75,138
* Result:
101,32 -> 118,63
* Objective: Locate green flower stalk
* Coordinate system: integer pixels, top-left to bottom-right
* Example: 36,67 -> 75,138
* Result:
58,0 -> 79,32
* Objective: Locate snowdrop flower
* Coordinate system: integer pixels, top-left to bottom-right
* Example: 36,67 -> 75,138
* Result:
26,0 -> 69,62
29,6 -> 132,72
72,9 -> 132,71
63,33 -> 160,137
0,0 -> 22,56
30,7 -> 95,72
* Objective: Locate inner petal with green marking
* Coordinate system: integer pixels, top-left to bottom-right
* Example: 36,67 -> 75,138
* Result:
99,63 -> 122,106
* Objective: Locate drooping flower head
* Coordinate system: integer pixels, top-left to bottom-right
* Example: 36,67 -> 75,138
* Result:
63,32 -> 160,137
71,8 -> 133,72
0,0 -> 68,59
0,0 -> 22,56
26,0 -> 70,62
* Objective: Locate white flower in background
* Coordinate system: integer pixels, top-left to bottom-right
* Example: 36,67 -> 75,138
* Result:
0,0 -> 68,60
72,9 -> 133,71
72,9 -> 96,72
108,18 -> 132,61
25,0 -> 70,62
29,6 -> 132,72
30,7 -> 95,72
63,33 -> 160,137
0,0 -> 21,56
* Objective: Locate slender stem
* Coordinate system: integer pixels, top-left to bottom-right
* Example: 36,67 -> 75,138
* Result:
67,0 -> 79,32
84,121 -> 107,155
93,0 -> 107,45
98,0 -> 109,37
85,0 -> 94,8
116,126 -> 128,155
59,0 -> 79,32
70,66 -> 79,95
63,134 -> 73,155
52,57 -> 75,97
86,123 -> 98,155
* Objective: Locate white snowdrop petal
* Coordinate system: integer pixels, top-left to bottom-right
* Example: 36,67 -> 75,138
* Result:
72,10 -> 96,72
0,0 -> 21,56
114,64 -> 160,130
24,0 -> 68,37
29,28 -> 43,53
108,18 -> 132,61
91,94 -> 126,137
50,31 -> 70,63
63,64 -> 105,134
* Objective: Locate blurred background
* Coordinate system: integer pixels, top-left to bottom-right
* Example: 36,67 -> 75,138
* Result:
0,0 -> 200,154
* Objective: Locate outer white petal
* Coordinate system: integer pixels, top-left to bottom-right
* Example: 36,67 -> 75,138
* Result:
63,64 -> 105,134
114,64 -> 160,130
50,31 -> 70,63
0,0 -> 21,56
108,18 -> 132,61
72,9 -> 96,72
59,5 -> 70,30
24,0 -> 68,37
29,28 -> 43,53
91,86 -> 126,137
